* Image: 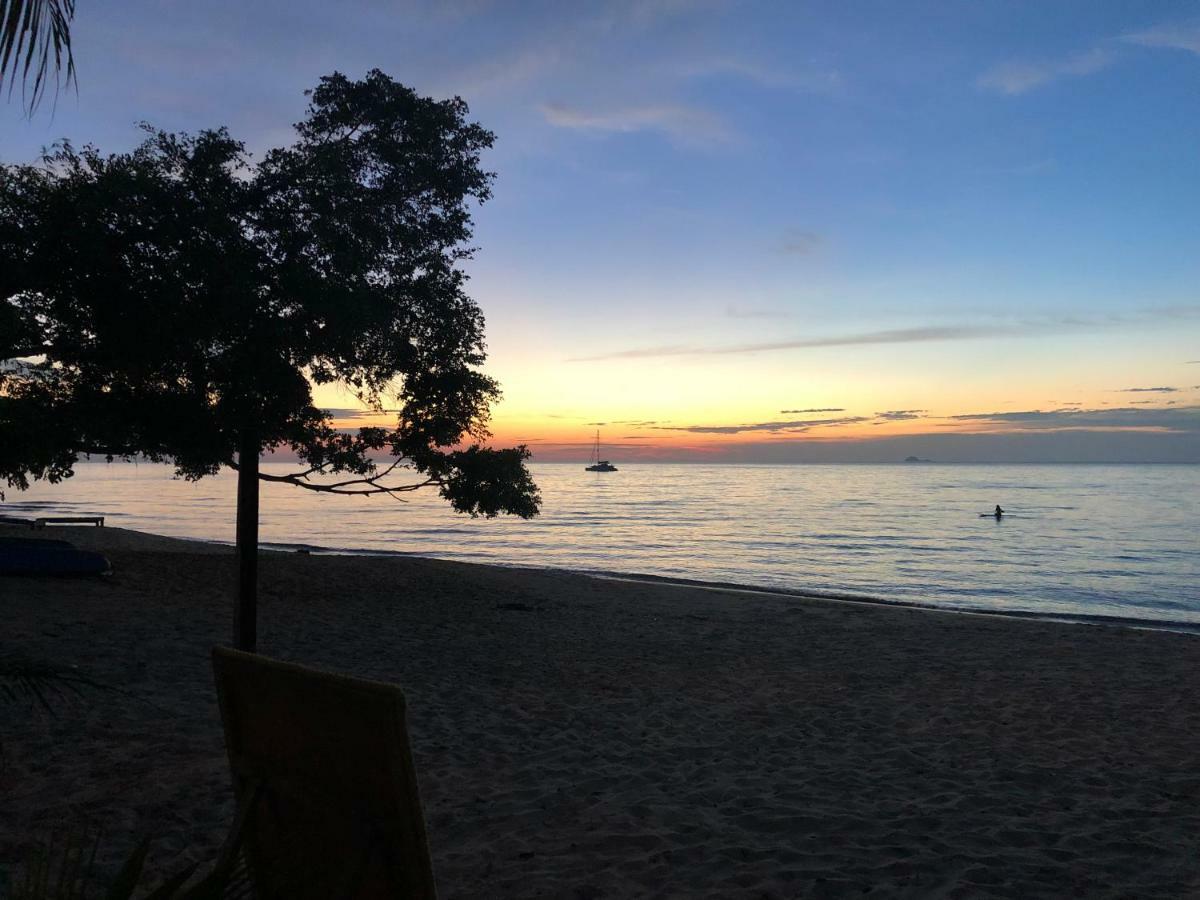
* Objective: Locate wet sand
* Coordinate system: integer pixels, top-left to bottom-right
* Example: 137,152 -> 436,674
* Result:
3,523 -> 1200,897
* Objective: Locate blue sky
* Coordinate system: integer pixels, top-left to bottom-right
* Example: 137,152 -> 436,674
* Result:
4,0 -> 1199,461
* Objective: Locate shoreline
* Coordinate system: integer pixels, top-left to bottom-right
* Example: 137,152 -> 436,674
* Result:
589,572 -> 1200,636
7,517 -> 1199,634
5,460 -> 1196,634
66,524 -> 1200,636
5,523 -> 1200,896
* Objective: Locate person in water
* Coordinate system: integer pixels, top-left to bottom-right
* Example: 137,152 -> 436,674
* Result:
994,505 -> 1004,518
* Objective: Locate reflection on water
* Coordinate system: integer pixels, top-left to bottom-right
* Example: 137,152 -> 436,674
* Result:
5,462 -> 1199,624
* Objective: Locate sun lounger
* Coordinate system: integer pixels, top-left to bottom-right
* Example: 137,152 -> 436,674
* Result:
0,538 -> 112,576
0,537 -> 74,549
206,647 -> 437,899
32,516 -> 105,528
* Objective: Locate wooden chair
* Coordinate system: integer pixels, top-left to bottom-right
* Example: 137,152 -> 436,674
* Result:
204,647 -> 437,899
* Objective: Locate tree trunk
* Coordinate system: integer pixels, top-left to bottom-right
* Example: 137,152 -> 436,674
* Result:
234,433 -> 260,652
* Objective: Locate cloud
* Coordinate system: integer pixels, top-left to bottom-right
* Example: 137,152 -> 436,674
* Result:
523,430 -> 1199,464
1152,304 -> 1200,321
568,323 -> 1041,362
949,405 -> 1200,432
1124,22 -> 1200,55
978,48 -> 1113,95
726,305 -> 791,319
1116,386 -> 1179,393
569,308 -> 1200,363
875,409 -> 926,421
650,416 -> 869,434
1002,158 -> 1058,176
540,102 -> 730,144
615,0 -> 728,28
778,230 -> 822,255
674,57 -> 843,94
322,407 -> 397,419
781,408 -> 845,413
435,45 -> 563,98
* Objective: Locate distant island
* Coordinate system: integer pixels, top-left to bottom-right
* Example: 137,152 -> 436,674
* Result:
904,456 -> 933,463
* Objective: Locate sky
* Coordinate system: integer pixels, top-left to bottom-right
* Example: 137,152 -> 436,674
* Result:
4,0 -> 1199,462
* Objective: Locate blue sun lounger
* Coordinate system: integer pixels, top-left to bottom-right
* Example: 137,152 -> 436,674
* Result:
0,538 -> 112,576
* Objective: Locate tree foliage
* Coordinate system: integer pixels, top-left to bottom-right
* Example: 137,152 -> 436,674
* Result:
0,70 -> 539,519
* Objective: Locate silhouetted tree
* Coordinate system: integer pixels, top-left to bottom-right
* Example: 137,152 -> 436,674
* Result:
0,0 -> 76,114
0,70 -> 540,650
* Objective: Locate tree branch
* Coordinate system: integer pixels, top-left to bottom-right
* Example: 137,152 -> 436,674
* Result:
78,445 -> 145,459
227,456 -> 439,498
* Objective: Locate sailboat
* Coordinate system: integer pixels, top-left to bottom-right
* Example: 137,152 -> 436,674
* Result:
585,430 -> 618,472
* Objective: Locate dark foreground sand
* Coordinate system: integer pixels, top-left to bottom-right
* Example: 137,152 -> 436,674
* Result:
2,524 -> 1200,898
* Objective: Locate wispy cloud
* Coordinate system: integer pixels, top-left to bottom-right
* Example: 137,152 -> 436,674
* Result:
540,102 -> 730,144
569,307 -> 1200,363
978,48 -> 1114,95
588,419 -> 663,426
875,409 -> 926,421
650,416 -> 869,434
435,46 -> 563,98
322,407 -> 397,419
613,0 -> 729,28
781,408 -> 845,413
1116,386 -> 1179,393
568,323 -> 1046,362
726,305 -> 791,319
674,57 -> 843,94
949,405 -> 1200,432
777,229 -> 822,256
996,158 -> 1058,176
1123,22 -> 1200,55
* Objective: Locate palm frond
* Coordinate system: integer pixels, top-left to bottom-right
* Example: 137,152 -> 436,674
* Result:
12,820 -> 102,900
0,656 -> 86,714
1,654 -> 168,728
0,0 -> 77,115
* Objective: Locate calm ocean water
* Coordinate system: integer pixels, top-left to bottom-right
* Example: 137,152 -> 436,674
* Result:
4,462 -> 1199,625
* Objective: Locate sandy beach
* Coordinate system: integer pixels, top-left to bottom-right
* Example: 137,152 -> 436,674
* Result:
3,523 -> 1200,898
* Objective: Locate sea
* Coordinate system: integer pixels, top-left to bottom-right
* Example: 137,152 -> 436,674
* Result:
4,461 -> 1199,627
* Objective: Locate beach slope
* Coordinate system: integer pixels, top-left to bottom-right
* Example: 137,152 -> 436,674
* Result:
2,524 -> 1199,897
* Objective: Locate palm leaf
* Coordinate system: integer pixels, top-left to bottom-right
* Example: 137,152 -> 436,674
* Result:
12,821 -> 102,900
102,838 -> 149,900
141,862 -> 199,900
0,655 -> 145,714
0,0 -> 76,114
14,825 -> 210,900
0,656 -> 86,714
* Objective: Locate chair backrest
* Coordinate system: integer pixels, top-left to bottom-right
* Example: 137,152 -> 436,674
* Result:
211,647 -> 437,899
